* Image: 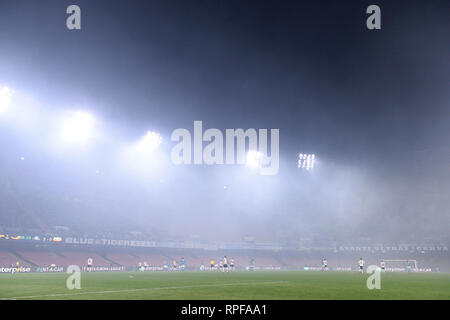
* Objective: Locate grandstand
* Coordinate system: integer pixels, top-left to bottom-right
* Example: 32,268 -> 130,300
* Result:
0,251 -> 30,267
1,236 -> 448,272
0,202 -> 448,272
0,187 -> 448,272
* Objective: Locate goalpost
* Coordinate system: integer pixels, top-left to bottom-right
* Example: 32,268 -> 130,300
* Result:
383,260 -> 417,272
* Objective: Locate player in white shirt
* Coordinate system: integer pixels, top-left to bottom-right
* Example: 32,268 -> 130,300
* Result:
86,258 -> 93,272
223,256 -> 229,272
358,258 -> 365,273
230,257 -> 235,271
172,260 -> 177,271
380,260 -> 385,272
321,258 -> 328,271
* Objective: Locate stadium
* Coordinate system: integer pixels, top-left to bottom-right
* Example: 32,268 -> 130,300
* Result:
1,231 -> 449,299
0,0 -> 449,303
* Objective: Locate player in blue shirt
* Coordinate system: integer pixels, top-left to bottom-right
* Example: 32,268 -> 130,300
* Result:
180,257 -> 186,271
249,258 -> 255,271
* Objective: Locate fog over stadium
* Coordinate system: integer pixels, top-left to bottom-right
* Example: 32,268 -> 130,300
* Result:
0,0 -> 449,246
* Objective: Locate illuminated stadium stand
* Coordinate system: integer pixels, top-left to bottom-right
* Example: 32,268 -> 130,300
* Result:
0,247 -> 448,272
104,252 -> 171,267
57,251 -> 111,267
0,251 -> 30,267
13,251 -> 111,267
16,251 -> 68,267
105,253 -> 143,266
0,227 -> 448,271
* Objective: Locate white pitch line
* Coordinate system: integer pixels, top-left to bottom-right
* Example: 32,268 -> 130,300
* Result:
1,280 -> 289,300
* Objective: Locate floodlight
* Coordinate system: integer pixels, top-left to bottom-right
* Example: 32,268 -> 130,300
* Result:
246,150 -> 264,169
60,111 -> 95,144
137,131 -> 163,152
298,153 -> 316,170
0,86 -> 14,113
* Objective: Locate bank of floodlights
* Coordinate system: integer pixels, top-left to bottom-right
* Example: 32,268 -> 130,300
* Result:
298,153 -> 315,170
60,111 -> 95,144
246,150 -> 264,169
137,130 -> 163,152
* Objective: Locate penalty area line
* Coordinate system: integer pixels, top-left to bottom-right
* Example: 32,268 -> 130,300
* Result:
1,280 -> 289,300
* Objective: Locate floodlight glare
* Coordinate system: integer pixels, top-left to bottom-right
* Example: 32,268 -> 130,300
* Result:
137,131 -> 163,152
246,150 -> 264,169
298,153 -> 316,170
0,86 -> 14,113
60,111 -> 95,144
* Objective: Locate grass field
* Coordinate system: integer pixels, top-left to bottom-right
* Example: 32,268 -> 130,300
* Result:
0,271 -> 449,300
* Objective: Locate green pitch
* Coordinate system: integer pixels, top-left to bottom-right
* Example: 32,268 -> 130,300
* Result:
0,271 -> 449,300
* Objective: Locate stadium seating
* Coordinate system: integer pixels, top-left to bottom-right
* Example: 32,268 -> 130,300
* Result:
15,251 -> 111,267
0,251 -> 30,267
106,253 -> 141,266
0,247 -> 448,271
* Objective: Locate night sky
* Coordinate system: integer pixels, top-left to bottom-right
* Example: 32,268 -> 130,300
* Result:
0,0 -> 449,243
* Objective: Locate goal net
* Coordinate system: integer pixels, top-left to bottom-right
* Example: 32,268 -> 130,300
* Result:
383,260 -> 417,272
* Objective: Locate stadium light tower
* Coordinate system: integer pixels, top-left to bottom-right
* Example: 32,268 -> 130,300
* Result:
0,86 -> 14,114
137,131 -> 163,152
298,153 -> 316,170
246,150 -> 264,169
60,111 -> 95,144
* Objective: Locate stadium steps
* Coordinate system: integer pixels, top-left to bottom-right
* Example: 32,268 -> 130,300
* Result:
275,256 -> 288,268
98,253 -> 122,267
53,251 -> 66,258
10,251 -> 37,267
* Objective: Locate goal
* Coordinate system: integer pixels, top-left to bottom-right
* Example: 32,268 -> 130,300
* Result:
383,259 -> 417,272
